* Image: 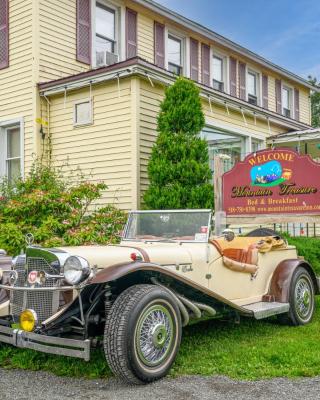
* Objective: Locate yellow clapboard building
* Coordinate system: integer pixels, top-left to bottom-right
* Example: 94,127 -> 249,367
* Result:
0,0 -> 317,209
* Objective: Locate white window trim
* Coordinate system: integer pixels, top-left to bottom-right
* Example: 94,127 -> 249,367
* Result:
246,66 -> 261,106
205,117 -> 266,143
73,98 -> 93,127
202,124 -> 249,165
165,27 -> 187,76
91,0 -> 124,67
211,48 -> 229,94
281,83 -> 294,119
0,117 -> 24,180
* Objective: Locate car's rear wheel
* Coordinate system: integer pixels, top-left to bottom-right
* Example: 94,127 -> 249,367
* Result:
104,284 -> 182,384
279,267 -> 315,326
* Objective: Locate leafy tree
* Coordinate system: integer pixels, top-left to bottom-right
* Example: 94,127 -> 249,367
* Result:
144,77 -> 213,209
308,75 -> 320,128
0,162 -> 126,255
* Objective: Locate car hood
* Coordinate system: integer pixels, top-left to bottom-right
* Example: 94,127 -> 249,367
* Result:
57,242 -> 193,269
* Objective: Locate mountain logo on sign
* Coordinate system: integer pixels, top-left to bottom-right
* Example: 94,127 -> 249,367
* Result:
250,160 -> 292,187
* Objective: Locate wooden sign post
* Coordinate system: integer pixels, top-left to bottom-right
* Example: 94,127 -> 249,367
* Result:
214,154 -> 226,235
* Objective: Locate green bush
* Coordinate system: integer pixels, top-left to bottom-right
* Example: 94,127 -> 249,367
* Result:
0,162 -> 127,255
287,236 -> 320,274
144,77 -> 213,209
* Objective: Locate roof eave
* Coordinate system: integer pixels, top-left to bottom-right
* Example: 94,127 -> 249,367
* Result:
38,58 -> 311,132
136,0 -> 319,92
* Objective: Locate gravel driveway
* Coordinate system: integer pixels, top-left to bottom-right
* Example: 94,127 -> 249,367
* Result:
1,369 -> 319,400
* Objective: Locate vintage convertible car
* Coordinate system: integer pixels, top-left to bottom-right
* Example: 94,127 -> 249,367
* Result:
0,209 -> 318,384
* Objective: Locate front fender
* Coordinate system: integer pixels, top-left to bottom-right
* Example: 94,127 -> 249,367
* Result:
89,261 -> 252,315
43,260 -> 254,333
268,259 -> 318,303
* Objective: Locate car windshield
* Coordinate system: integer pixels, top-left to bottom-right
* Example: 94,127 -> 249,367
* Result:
123,210 -> 212,242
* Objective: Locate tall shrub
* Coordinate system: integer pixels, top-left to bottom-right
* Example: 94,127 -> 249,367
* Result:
0,162 -> 126,255
144,77 -> 213,209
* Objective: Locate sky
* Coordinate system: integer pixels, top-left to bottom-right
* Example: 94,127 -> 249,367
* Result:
156,0 -> 320,81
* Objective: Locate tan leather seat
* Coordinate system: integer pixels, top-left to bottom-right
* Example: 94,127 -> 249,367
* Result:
210,239 -> 259,266
223,244 -> 259,266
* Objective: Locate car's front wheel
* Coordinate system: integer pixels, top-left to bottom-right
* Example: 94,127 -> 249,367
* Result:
104,284 -> 182,384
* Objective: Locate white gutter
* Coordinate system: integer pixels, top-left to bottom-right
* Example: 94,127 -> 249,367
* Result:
39,63 -> 310,132
135,0 -> 318,92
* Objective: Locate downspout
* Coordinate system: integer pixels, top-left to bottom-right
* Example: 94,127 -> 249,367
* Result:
43,95 -> 51,165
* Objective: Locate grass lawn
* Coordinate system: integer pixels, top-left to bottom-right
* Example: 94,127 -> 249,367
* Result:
1,298 -> 320,380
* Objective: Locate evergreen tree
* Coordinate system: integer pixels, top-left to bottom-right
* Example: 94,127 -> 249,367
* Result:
308,76 -> 320,128
144,77 -> 213,209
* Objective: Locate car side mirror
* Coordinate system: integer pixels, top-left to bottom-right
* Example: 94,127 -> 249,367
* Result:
222,229 -> 235,242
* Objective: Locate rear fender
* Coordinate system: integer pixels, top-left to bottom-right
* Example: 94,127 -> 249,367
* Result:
268,259 -> 319,303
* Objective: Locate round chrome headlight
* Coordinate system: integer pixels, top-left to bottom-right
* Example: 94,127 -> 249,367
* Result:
63,256 -> 90,285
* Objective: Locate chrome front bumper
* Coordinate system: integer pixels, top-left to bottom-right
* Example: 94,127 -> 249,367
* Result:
0,325 -> 90,361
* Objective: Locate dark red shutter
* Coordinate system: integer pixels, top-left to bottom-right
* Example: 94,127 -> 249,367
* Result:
201,43 -> 210,86
275,79 -> 282,114
239,62 -> 246,100
229,57 -> 237,97
190,38 -> 199,81
126,8 -> 137,59
262,74 -> 269,109
76,0 -> 91,65
154,22 -> 165,68
0,0 -> 9,69
294,88 -> 300,121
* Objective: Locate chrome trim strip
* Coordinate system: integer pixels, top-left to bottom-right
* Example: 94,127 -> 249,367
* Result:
0,284 -> 74,292
0,325 -> 90,361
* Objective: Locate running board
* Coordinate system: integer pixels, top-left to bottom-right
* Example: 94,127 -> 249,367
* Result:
242,302 -> 290,319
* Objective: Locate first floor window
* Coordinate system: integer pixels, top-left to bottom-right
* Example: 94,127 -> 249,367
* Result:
74,100 -> 92,126
0,125 -> 21,182
202,127 -> 245,176
282,86 -> 292,118
251,139 -> 263,153
168,34 -> 183,75
212,56 -> 224,91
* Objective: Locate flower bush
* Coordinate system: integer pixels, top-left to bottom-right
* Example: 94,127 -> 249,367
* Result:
0,162 -> 127,255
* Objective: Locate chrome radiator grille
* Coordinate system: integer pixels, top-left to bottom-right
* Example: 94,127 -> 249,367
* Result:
10,256 -> 60,324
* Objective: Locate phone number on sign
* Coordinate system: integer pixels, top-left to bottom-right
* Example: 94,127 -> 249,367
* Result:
227,204 -> 320,214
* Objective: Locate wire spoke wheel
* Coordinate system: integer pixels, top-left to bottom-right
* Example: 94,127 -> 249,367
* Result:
135,304 -> 174,367
104,285 -> 181,384
294,276 -> 313,320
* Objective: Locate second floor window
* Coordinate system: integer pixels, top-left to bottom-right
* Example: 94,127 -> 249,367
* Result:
95,3 -> 118,66
212,56 -> 224,92
168,34 -> 183,75
282,86 -> 292,118
247,71 -> 258,105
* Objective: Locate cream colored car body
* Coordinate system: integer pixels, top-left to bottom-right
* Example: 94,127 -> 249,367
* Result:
58,235 -> 297,308
0,239 -> 294,317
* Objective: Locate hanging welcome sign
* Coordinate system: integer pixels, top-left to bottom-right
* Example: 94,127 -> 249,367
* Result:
222,148 -> 320,215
